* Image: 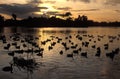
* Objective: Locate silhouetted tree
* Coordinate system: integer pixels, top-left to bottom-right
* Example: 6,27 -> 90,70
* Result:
0,15 -> 4,22
75,15 -> 82,24
81,15 -> 88,21
0,15 -> 4,25
77,15 -> 82,21
66,17 -> 73,21
0,13 -> 119,27
27,16 -> 33,20
12,13 -> 17,20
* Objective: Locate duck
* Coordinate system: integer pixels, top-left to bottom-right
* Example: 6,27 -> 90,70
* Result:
73,50 -> 79,54
59,50 -> 63,55
2,64 -> 13,73
67,53 -> 73,58
81,52 -> 87,58
106,52 -> 115,61
8,52 -> 14,56
37,52 -> 43,57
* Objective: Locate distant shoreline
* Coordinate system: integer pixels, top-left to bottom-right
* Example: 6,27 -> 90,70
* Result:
1,25 -> 120,28
0,15 -> 120,27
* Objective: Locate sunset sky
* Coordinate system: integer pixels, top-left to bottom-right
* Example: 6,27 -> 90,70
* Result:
0,0 -> 120,22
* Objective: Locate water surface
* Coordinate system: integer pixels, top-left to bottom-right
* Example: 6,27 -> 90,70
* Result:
0,27 -> 120,79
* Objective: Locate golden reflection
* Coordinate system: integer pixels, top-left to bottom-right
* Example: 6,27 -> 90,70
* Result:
28,27 -> 120,64
39,28 -> 55,31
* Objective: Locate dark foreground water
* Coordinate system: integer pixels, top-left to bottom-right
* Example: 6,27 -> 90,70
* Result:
0,27 -> 120,79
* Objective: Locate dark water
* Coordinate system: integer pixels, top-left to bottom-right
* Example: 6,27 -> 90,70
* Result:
0,27 -> 120,79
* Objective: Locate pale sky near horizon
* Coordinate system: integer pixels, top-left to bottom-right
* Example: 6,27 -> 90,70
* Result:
0,0 -> 120,22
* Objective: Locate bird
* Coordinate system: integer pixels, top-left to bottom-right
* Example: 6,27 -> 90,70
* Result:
37,52 -> 43,57
78,47 -> 82,51
114,48 -> 119,55
67,53 -> 73,58
8,52 -> 14,56
2,64 -> 13,73
95,47 -> 101,57
95,52 -> 101,57
91,45 -> 96,48
81,52 -> 87,58
48,46 -> 53,50
106,52 -> 115,61
73,50 -> 79,54
59,50 -> 63,55
65,47 -> 69,51
104,44 -> 109,50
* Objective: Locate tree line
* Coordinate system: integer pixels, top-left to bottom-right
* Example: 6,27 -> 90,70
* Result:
0,13 -> 120,27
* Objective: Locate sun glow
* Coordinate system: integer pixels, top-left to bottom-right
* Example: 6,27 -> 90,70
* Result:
38,3 -> 57,13
0,0 -> 27,4
0,13 -> 11,19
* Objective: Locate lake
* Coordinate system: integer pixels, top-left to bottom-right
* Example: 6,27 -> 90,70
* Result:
0,27 -> 120,79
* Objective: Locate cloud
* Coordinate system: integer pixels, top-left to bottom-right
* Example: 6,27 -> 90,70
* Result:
115,10 -> 120,13
0,0 -> 50,18
29,0 -> 42,3
44,11 -> 71,17
28,0 -> 56,4
0,0 -> 27,4
0,4 -> 48,18
44,0 -> 56,4
72,9 -> 100,12
105,0 -> 120,5
57,7 -> 72,11
46,11 -> 58,15
66,0 -> 91,3
0,3 -> 47,14
27,0 -> 43,4
53,12 -> 72,17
